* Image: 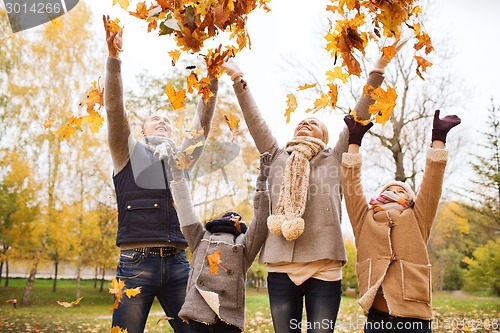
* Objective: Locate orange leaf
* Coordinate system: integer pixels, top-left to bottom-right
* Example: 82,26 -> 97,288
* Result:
369,86 -> 397,126
124,287 -> 142,298
168,50 -> 181,65
326,67 -> 349,83
327,83 -> 338,108
55,124 -> 76,139
79,80 -> 104,111
297,83 -> 316,91
107,18 -> 123,34
44,119 -> 54,130
175,152 -> 194,170
82,109 -> 105,134
186,72 -> 199,94
112,0 -> 130,10
109,278 -> 125,312
414,55 -> 433,80
111,326 -> 128,333
381,44 -> 397,62
284,93 -> 297,124
207,249 -> 222,274
224,113 -> 240,132
165,83 -> 186,110
56,296 -> 83,308
129,2 -> 149,19
305,93 -> 330,114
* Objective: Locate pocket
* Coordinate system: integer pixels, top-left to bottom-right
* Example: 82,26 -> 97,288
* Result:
355,258 -> 372,296
123,198 -> 162,233
119,250 -> 145,266
400,260 -> 431,303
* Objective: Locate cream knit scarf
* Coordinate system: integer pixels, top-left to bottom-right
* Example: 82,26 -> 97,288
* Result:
140,136 -> 176,161
267,136 -> 325,241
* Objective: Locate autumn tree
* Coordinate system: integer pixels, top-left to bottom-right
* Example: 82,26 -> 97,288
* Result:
462,240 -> 500,296
341,239 -> 358,292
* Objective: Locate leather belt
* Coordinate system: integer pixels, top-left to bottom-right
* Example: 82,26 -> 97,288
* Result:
129,247 -> 182,257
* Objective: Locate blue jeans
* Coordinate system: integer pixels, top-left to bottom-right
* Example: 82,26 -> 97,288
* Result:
364,308 -> 432,333
267,273 -> 342,333
111,249 -> 190,333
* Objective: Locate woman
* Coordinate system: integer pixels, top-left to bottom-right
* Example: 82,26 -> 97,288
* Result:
222,46 -> 403,332
341,110 -> 461,332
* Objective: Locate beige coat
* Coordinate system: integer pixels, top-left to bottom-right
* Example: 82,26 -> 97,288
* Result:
232,72 -> 384,264
341,148 -> 448,320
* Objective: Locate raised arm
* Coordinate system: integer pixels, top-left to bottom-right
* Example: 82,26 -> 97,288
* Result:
341,115 -> 373,238
178,76 -> 219,169
243,153 -> 271,264
103,15 -> 131,174
333,39 -> 408,160
414,110 -> 461,241
223,59 -> 279,156
167,149 -> 205,250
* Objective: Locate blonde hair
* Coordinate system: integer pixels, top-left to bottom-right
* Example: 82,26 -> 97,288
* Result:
302,117 -> 329,145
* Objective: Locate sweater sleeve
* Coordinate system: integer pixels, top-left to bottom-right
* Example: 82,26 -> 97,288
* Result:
341,152 -> 370,239
332,71 -> 385,162
104,57 -> 133,174
232,80 -> 280,156
413,148 -> 448,242
243,188 -> 270,265
170,178 -> 204,249
179,78 -> 219,170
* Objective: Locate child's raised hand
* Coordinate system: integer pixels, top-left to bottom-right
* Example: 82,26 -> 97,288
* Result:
431,110 -> 461,144
344,114 -> 373,146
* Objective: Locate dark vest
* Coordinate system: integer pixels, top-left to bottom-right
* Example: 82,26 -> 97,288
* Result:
113,142 -> 187,247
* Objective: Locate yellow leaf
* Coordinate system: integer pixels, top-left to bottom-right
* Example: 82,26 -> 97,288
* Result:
79,80 -> 105,111
124,287 -> 142,298
351,109 -> 372,126
175,152 -> 194,170
325,67 -> 349,83
111,326 -> 128,333
56,296 -> 83,308
224,113 -> 240,132
327,83 -> 338,108
168,50 -> 181,65
207,249 -> 222,274
369,86 -> 397,126
186,72 -> 199,94
112,0 -> 130,10
44,119 -> 54,130
183,141 -> 204,155
284,93 -> 297,124
69,116 -> 83,130
297,83 -> 316,91
55,124 -> 76,139
305,93 -> 330,114
82,109 -> 105,134
381,44 -> 397,62
165,83 -> 186,110
107,18 -> 123,33
109,278 -> 125,312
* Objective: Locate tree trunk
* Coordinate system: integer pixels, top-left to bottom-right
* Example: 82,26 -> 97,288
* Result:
0,260 -> 3,285
22,261 -> 38,306
76,264 -> 81,299
100,267 -> 105,292
5,260 -> 9,287
94,266 -> 98,289
52,259 -> 59,292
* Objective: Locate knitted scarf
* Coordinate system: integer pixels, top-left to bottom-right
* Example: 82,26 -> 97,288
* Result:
267,136 -> 325,241
140,136 -> 176,161
369,190 -> 411,213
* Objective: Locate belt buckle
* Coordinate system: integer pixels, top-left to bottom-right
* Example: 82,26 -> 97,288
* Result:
160,247 -> 172,257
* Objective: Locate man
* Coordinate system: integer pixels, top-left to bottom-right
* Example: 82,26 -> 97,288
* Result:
103,15 -> 218,333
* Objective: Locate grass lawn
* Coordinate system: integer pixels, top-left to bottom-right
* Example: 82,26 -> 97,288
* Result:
0,279 -> 498,332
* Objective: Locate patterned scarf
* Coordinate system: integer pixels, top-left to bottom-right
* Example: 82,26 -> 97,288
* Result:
267,136 -> 325,241
140,136 -> 176,161
369,190 -> 411,213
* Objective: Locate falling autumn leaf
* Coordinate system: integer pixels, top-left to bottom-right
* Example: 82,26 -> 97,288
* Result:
157,316 -> 175,324
124,287 -> 142,298
5,299 -> 17,309
165,83 -> 186,110
305,93 -> 330,114
224,113 -> 240,133
414,55 -> 433,80
326,67 -> 349,83
284,93 -> 297,124
82,109 -> 105,134
297,83 -> 317,91
182,128 -> 205,141
57,296 -> 84,308
43,119 -> 54,130
368,86 -> 398,126
111,326 -> 128,333
109,278 -> 125,312
176,151 -> 194,170
107,18 -> 123,34
183,141 -> 204,155
112,0 -> 130,10
207,249 -> 222,274
168,50 -> 181,65
79,80 -> 104,111
55,123 -> 76,139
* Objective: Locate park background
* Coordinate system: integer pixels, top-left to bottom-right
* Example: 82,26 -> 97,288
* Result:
0,0 -> 499,332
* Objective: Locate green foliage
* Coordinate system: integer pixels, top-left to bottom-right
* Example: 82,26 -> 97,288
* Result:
462,240 -> 500,296
341,239 -> 358,292
247,256 -> 267,290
